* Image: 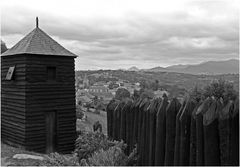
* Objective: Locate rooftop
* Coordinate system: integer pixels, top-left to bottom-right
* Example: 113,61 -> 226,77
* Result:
2,17 -> 77,57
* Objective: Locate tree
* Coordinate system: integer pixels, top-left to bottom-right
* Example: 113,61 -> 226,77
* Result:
203,78 -> 237,104
151,80 -> 159,91
140,89 -> 154,99
189,85 -> 204,102
115,88 -> 130,100
132,89 -> 140,100
92,96 -> 101,114
109,82 -> 119,89
93,96 -> 98,102
78,101 -> 82,106
140,80 -> 150,89
1,40 -> 8,53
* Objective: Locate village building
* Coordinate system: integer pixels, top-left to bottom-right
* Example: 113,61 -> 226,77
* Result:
1,18 -> 77,154
87,85 -> 113,106
88,85 -> 109,93
82,74 -> 89,88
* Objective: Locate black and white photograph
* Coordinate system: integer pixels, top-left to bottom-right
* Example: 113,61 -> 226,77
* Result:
1,0 -> 239,166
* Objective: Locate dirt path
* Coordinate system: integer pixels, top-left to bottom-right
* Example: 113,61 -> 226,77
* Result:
1,143 -> 47,166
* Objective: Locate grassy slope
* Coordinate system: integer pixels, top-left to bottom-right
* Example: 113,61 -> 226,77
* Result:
77,110 -> 107,135
1,143 -> 49,166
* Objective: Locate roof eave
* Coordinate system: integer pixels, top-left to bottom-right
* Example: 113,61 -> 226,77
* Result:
1,52 -> 78,57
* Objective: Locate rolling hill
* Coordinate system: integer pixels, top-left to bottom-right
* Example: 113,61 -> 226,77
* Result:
142,59 -> 239,75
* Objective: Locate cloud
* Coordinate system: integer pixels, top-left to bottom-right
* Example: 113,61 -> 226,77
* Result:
162,36 -> 227,49
1,0 -> 239,70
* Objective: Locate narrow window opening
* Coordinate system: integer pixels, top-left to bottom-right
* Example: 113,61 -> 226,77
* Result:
5,66 -> 15,80
47,66 -> 56,81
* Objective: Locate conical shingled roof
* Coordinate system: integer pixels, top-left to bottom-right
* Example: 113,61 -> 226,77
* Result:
2,25 -> 77,57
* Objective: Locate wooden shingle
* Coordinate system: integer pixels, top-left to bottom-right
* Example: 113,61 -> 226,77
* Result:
2,26 -> 77,57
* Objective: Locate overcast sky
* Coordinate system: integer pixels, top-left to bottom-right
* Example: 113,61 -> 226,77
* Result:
1,0 -> 239,70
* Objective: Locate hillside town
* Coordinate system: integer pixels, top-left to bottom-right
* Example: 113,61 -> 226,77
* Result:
75,73 -> 169,111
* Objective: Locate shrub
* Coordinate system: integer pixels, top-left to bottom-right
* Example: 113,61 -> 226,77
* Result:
126,145 -> 138,166
115,88 -> 130,100
76,106 -> 84,119
132,89 -> 140,100
189,85 -> 204,102
44,132 -> 136,166
43,152 -> 79,166
76,110 -> 84,119
74,132 -> 117,161
203,79 -> 237,103
85,141 -> 127,166
140,89 -> 154,99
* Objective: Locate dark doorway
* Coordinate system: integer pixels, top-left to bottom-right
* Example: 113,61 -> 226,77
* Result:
45,111 -> 56,153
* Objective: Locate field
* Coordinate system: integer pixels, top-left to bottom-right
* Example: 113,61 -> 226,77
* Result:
76,109 -> 107,135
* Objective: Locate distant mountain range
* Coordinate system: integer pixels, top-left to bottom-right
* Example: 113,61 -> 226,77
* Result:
127,59 -> 239,75
128,66 -> 139,71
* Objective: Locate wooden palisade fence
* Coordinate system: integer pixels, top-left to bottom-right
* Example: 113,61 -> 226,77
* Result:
106,96 -> 239,166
